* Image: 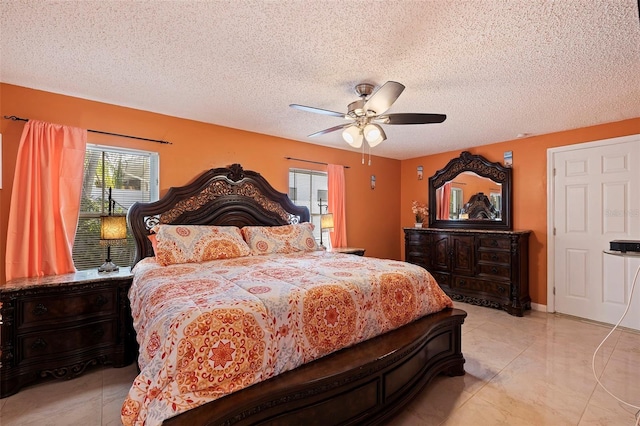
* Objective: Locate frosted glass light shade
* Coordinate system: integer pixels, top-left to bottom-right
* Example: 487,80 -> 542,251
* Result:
342,125 -> 363,148
363,123 -> 386,147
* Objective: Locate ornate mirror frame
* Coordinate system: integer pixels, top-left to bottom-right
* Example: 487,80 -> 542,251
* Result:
428,151 -> 512,230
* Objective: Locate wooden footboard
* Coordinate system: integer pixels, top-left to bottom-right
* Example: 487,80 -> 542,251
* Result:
164,308 -> 466,426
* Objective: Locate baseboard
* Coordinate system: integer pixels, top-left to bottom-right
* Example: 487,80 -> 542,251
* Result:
530,302 -> 547,312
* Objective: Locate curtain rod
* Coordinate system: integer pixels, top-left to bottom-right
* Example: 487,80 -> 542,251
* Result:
3,115 -> 172,145
285,157 -> 350,169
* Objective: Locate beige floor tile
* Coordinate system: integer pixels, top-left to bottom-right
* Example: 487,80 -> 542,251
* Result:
102,364 -> 139,426
611,329 -> 640,363
0,368 -> 103,426
400,375 -> 474,426
516,338 -> 613,390
473,380 -> 588,425
473,363 -> 592,425
504,353 -> 599,396
591,356 -> 640,408
461,327 -> 527,371
584,384 -> 640,425
459,354 -> 501,395
441,392 -> 555,426
472,317 -> 540,349
578,401 -> 639,426
542,316 -> 623,352
387,406 -> 430,426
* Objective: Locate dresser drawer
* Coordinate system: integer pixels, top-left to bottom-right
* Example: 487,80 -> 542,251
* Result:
405,254 -> 428,269
477,263 -> 511,280
451,276 -> 510,298
17,319 -> 117,363
478,236 -> 511,250
406,231 -> 429,245
18,288 -> 117,329
477,250 -> 511,264
430,271 -> 450,288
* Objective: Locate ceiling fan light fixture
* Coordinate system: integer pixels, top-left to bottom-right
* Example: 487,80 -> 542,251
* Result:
290,81 -> 445,154
342,125 -> 363,148
363,123 -> 386,147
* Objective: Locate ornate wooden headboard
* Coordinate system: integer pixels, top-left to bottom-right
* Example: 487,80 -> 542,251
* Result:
127,164 -> 310,266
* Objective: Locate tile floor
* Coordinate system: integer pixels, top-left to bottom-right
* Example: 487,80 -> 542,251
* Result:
1,302 -> 639,425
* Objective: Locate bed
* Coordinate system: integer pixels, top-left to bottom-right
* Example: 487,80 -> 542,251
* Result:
124,164 -> 466,426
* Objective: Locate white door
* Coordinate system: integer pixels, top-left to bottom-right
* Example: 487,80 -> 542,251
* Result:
549,135 -> 640,330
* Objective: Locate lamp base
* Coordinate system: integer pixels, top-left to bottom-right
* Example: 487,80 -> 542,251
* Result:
98,261 -> 120,273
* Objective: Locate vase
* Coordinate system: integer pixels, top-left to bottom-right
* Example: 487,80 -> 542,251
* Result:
414,223 -> 423,228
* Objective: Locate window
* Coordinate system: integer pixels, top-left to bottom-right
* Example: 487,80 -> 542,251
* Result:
449,187 -> 464,219
288,169 -> 330,247
72,144 -> 159,270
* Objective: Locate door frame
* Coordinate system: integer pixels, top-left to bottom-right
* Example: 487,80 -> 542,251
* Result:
547,133 -> 640,313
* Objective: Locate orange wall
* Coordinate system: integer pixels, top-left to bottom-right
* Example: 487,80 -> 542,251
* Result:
0,83 -> 401,283
3,83 -> 639,306
400,117 -> 640,306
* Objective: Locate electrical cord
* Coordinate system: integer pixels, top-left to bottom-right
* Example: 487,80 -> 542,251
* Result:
591,261 -> 640,426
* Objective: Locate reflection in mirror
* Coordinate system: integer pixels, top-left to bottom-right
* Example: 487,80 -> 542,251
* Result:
428,151 -> 512,230
460,192 -> 498,219
449,187 -> 463,219
435,172 -> 502,220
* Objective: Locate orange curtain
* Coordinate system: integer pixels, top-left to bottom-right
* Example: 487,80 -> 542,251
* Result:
327,164 -> 347,248
6,120 -> 87,281
437,182 -> 451,220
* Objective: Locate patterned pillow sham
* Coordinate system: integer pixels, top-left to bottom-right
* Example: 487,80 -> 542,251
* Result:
153,225 -> 251,266
241,223 -> 320,255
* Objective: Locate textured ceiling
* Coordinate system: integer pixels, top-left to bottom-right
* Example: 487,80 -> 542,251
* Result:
1,0 -> 639,160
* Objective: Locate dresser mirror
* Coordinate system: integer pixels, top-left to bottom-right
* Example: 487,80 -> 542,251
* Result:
428,151 -> 512,230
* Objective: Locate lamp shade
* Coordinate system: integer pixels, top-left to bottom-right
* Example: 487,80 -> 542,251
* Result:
320,213 -> 334,231
342,125 -> 363,148
363,123 -> 386,147
100,215 -> 127,240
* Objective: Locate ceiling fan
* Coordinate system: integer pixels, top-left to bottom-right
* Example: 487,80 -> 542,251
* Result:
290,81 -> 446,149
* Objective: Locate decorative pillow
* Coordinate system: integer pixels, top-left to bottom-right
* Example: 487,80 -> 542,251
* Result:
153,225 -> 251,266
148,233 -> 158,254
241,223 -> 319,255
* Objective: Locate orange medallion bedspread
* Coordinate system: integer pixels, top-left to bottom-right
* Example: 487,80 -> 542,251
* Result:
121,251 -> 453,425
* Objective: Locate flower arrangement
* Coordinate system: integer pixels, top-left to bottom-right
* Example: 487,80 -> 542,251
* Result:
412,200 -> 429,223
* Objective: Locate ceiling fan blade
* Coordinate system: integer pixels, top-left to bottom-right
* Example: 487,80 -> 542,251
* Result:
378,113 -> 447,124
363,81 -> 405,115
308,123 -> 351,138
290,104 -> 346,118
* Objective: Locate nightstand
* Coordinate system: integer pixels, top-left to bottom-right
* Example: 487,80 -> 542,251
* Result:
0,268 -> 135,398
330,247 -> 366,256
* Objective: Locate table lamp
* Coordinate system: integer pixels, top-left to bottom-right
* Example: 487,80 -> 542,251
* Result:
320,213 -> 334,249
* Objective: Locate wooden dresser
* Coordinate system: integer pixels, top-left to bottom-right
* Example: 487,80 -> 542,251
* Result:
0,268 -> 136,397
404,228 -> 531,316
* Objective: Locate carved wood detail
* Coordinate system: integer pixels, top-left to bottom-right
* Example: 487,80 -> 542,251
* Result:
405,228 -> 531,316
428,151 -> 513,230
126,163 -> 467,425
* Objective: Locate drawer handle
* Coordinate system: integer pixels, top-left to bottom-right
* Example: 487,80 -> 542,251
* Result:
93,327 -> 105,338
491,267 -> 499,274
459,280 -> 466,287
94,295 -> 108,307
31,338 -> 47,351
497,286 -> 506,294
491,240 -> 498,247
32,303 -> 48,316
491,254 -> 498,261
